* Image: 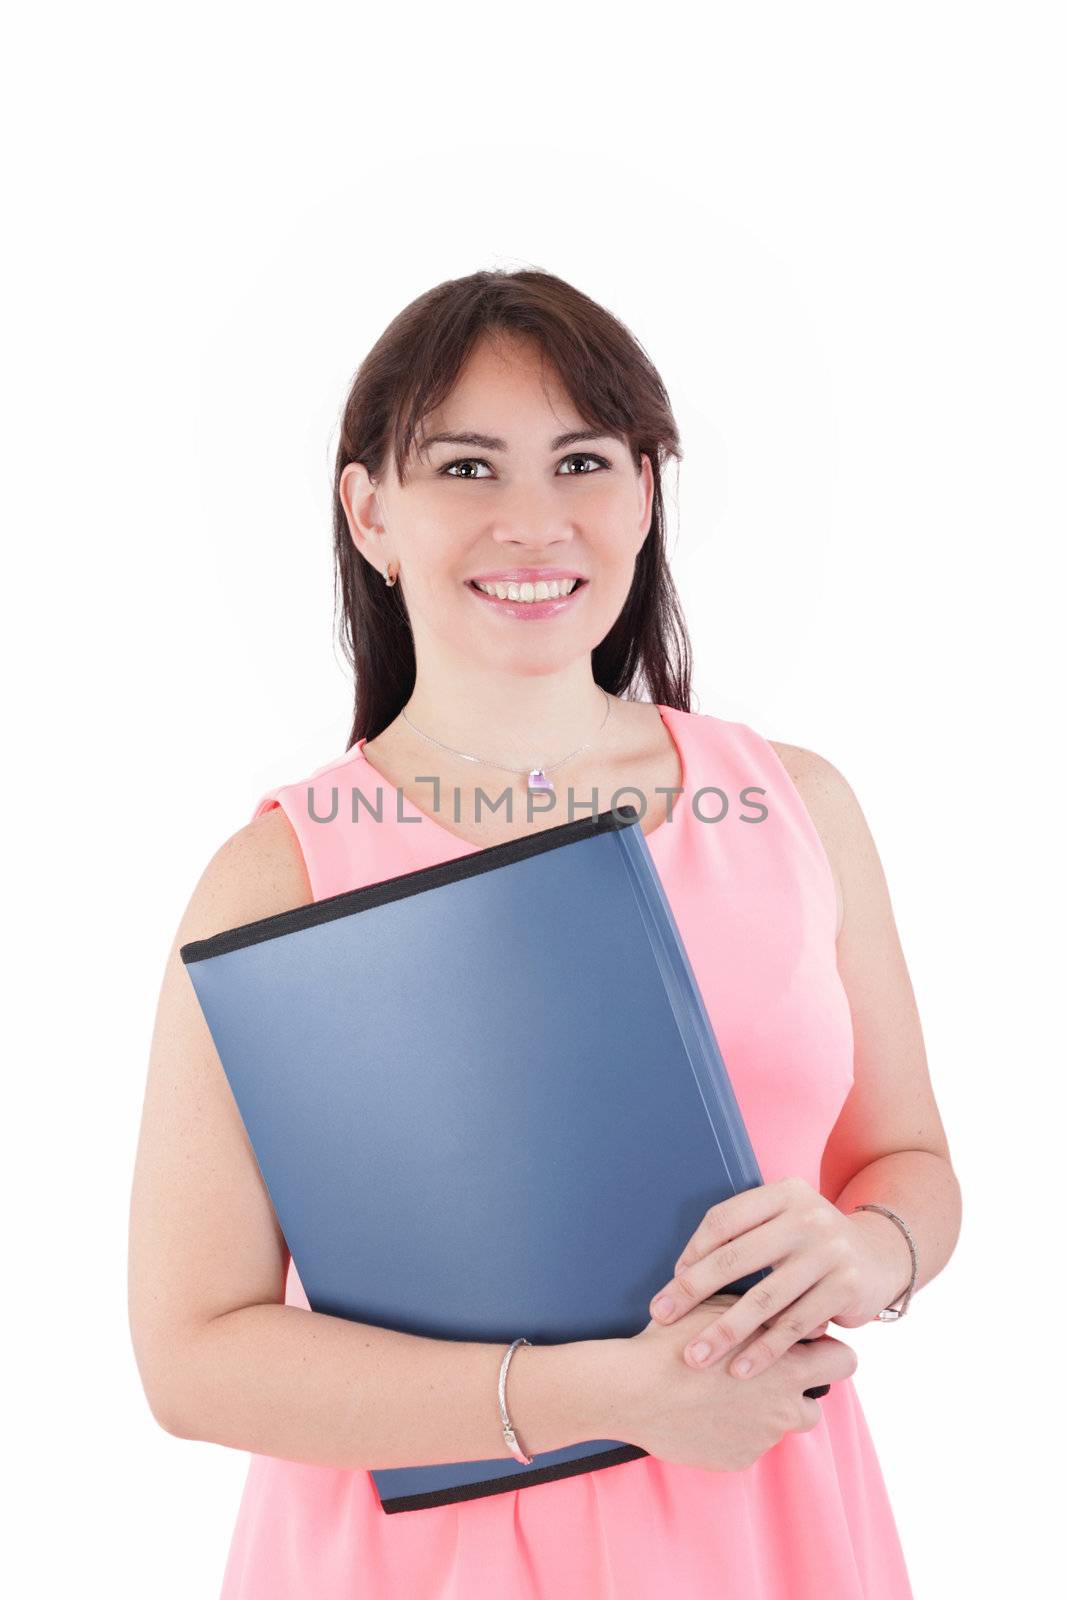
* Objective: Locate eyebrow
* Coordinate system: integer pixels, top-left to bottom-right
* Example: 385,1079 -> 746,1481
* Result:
416,427 -> 626,457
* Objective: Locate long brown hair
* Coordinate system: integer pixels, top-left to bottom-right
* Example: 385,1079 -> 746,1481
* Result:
331,267 -> 693,746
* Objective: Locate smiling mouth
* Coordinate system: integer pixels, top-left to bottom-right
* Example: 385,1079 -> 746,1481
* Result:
467,577 -> 587,604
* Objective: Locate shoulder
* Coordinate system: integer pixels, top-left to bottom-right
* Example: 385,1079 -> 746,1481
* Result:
177,803 -> 313,949
766,739 -> 870,847
766,740 -> 874,940
767,742 -> 857,940
767,739 -> 852,822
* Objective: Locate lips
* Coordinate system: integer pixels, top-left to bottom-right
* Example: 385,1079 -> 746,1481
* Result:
467,571 -> 587,585
466,576 -> 589,617
469,577 -> 583,597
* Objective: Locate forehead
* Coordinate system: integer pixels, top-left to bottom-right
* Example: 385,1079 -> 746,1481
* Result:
417,335 -> 578,437
395,332 -> 631,480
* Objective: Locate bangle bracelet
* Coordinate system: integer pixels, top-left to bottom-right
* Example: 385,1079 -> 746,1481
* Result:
850,1203 -> 919,1319
499,1338 -> 534,1464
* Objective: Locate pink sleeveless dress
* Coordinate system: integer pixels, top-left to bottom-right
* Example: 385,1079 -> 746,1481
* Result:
220,704 -> 914,1599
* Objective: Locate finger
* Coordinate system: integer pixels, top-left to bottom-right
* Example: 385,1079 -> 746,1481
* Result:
680,1267 -> 826,1370
798,1333 -> 860,1391
673,1179 -> 799,1273
652,1217 -> 786,1323
725,1289 -> 839,1379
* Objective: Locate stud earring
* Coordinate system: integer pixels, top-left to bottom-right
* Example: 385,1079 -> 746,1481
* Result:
383,561 -> 398,587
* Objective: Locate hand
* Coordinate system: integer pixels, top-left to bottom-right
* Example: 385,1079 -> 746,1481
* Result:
647,1176 -> 904,1382
621,1293 -> 859,1472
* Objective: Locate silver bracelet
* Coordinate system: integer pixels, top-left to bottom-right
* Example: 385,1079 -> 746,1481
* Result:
850,1203 -> 919,1319
499,1338 -> 534,1464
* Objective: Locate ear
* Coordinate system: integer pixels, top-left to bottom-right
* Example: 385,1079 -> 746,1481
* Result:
339,460 -> 393,574
636,452 -> 656,548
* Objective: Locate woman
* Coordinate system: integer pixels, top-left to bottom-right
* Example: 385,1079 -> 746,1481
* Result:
129,268 -> 960,1598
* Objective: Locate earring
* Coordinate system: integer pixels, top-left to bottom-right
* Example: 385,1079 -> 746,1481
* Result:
384,561 -> 398,587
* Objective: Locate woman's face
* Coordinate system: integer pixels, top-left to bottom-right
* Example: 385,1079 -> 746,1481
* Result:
340,334 -> 654,681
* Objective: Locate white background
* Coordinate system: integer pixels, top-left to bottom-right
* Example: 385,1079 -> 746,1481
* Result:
7,2 -> 1063,1594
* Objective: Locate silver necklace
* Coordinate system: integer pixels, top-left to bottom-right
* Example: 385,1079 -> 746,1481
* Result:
400,688 -> 614,794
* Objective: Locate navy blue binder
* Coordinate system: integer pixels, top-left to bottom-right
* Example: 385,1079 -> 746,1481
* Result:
180,803 -> 826,1514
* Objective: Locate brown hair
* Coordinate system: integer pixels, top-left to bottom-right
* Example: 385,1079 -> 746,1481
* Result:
331,267 -> 693,746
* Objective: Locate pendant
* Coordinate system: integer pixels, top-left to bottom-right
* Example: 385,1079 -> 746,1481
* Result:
528,768 -> 554,793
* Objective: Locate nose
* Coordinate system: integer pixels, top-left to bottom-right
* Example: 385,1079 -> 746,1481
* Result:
487,482 -> 578,549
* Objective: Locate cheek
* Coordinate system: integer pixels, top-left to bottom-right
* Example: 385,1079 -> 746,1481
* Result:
407,492 -> 473,542
403,515 -> 475,588
589,496 -> 647,560
588,540 -> 643,610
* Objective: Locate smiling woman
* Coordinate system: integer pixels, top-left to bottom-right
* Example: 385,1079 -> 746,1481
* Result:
128,266 -> 954,1600
326,271 -> 692,757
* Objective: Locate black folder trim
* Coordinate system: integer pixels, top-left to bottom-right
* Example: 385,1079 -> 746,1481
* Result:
380,1444 -> 649,1514
181,805 -> 641,964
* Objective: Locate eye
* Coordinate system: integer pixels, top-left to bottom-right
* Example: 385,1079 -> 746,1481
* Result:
558,452 -> 610,475
439,452 -> 611,479
441,458 -> 493,479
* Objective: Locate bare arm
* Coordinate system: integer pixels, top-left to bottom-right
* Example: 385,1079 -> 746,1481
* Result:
174,1304 -> 630,1470
127,806 -> 633,1470
771,742 -> 963,1303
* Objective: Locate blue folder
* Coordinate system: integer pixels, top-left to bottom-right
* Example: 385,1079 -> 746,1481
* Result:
180,804 -> 826,1514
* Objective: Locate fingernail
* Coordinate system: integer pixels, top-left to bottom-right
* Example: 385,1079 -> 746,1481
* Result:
732,1357 -> 752,1376
690,1341 -> 711,1363
652,1296 -> 675,1319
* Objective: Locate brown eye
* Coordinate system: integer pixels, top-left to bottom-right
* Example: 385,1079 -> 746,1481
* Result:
558,453 -> 610,475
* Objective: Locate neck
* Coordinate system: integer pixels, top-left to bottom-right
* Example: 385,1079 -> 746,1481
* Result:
400,670 -> 612,768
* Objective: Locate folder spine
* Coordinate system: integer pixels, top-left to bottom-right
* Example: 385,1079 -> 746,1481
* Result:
613,825 -> 759,1195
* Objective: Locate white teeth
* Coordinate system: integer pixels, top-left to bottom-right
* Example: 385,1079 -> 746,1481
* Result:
472,578 -> 580,601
